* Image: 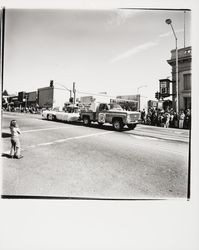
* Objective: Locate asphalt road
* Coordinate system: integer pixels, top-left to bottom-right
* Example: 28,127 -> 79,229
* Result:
1,112 -> 190,199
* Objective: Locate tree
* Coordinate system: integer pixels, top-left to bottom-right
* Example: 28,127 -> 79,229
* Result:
2,90 -> 9,96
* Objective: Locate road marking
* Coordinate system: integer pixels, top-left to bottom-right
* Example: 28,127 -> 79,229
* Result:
26,131 -> 114,149
3,131 -> 113,154
22,126 -> 73,133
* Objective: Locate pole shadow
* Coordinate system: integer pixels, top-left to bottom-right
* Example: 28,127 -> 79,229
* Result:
1,132 -> 11,138
1,153 -> 11,158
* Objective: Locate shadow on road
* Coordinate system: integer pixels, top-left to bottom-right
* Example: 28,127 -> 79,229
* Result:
40,118 -> 132,132
1,132 -> 11,138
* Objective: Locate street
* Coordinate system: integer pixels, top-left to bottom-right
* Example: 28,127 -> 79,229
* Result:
1,112 -> 190,199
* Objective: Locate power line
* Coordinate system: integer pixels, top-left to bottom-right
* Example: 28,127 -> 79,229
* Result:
76,90 -> 116,98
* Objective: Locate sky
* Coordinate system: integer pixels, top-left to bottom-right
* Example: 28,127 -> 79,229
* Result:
3,8 -> 191,101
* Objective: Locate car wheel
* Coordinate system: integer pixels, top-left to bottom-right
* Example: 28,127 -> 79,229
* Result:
48,114 -> 53,121
113,119 -> 123,131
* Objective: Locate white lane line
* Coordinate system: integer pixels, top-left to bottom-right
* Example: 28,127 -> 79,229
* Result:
22,126 -> 72,133
2,126 -> 74,137
26,131 -> 114,149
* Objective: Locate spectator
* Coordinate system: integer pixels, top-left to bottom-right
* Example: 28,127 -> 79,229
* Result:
159,111 -> 165,127
184,109 -> 191,129
164,111 -> 170,128
141,109 -> 146,124
169,111 -> 174,128
151,109 -> 157,126
179,110 -> 185,129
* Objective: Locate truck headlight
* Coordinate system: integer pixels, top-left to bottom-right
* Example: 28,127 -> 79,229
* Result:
127,114 -> 131,123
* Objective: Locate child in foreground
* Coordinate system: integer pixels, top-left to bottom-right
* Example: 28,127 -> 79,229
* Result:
9,120 -> 23,159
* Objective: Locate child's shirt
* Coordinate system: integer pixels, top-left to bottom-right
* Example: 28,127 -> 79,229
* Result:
10,126 -> 21,139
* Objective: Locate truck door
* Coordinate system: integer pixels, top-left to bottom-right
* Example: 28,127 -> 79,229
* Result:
97,104 -> 109,123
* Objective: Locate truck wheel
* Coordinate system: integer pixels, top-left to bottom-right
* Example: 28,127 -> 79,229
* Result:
98,122 -> 103,127
47,114 -> 56,121
113,119 -> 123,131
83,116 -> 91,126
127,124 -> 136,130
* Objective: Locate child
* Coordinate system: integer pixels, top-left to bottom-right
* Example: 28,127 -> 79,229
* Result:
9,120 -> 23,159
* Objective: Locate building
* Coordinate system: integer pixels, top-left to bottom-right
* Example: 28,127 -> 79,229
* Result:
27,91 -> 37,107
167,46 -> 191,111
37,87 -> 53,108
37,85 -> 69,110
148,100 -> 158,110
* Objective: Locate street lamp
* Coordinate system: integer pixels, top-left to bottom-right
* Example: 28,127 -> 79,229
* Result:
52,81 -> 77,105
165,18 -> 179,113
137,85 -> 147,94
54,81 -> 72,99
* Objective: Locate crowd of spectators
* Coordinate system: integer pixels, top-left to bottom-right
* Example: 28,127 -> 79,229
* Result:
3,105 -> 42,114
141,107 -> 191,129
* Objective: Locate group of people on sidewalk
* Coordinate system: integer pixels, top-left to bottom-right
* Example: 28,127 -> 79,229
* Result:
141,107 -> 191,129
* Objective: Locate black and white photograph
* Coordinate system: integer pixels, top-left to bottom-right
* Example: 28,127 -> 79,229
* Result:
1,7 -> 192,199
0,1 -> 199,249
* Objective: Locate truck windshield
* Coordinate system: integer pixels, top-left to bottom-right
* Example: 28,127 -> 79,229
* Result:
109,104 -> 123,110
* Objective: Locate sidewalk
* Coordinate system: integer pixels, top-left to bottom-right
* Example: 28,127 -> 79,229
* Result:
129,124 -> 190,143
2,111 -> 42,119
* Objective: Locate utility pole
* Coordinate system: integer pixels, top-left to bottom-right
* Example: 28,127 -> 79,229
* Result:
1,8 -> 5,93
165,19 -> 179,113
184,11 -> 186,48
73,82 -> 76,105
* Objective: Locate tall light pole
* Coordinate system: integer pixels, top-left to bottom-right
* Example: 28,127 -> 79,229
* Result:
53,81 -> 72,100
165,18 -> 179,113
54,81 -> 71,96
73,82 -> 76,105
137,85 -> 147,94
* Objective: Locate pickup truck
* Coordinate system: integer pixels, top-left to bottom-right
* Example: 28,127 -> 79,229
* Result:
80,102 -> 141,131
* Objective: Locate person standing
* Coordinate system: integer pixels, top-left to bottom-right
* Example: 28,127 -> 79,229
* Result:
184,109 -> 191,129
164,111 -> 170,128
169,111 -> 174,128
141,109 -> 146,124
179,111 -> 185,129
9,120 -> 23,159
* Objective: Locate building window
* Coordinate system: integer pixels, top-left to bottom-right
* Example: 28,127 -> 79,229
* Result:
184,97 -> 191,110
183,74 -> 191,90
